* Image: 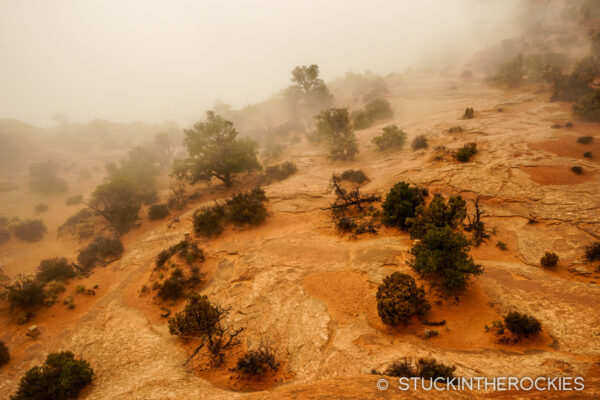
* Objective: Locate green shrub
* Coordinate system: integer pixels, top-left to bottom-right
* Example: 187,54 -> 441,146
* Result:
409,226 -> 483,295
0,341 -> 9,367
376,272 -> 430,326
35,257 -> 76,283
383,357 -> 455,379
577,136 -> 593,144
462,107 -> 474,119
34,203 -> 48,213
313,108 -> 359,160
7,276 -> 46,310
233,345 -> 279,376
65,195 -> 84,206
454,143 -> 478,162
158,268 -> 187,301
382,182 -> 425,230
352,110 -> 374,130
262,161 -> 297,183
12,220 -> 47,242
372,125 -> 407,150
411,135 -> 428,150
571,165 -> 583,174
193,204 -> 226,237
364,98 -> 394,120
540,251 -> 559,267
407,194 -> 466,239
226,187 -> 268,227
89,176 -> 141,234
585,242 -> 600,262
503,311 -> 541,338
11,351 -> 93,400
76,236 -> 124,271
148,203 -> 169,220
340,169 -> 368,184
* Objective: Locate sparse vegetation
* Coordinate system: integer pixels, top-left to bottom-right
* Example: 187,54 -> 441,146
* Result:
35,257 -> 76,283
411,135 -> 428,150
489,54 -> 524,87
157,267 -> 202,301
376,272 -> 430,326
583,151 -> 592,158
584,242 -> 600,262
327,174 -> 380,234
34,203 -> 48,213
155,239 -> 205,269
550,56 -> 598,102
372,125 -> 407,150
29,160 -> 68,194
6,276 -> 46,310
313,108 -> 359,160
339,169 -> 368,184
379,357 -> 455,380
0,341 -> 9,367
382,182 -> 425,230
193,205 -> 226,238
285,64 -> 333,112
174,111 -> 261,188
571,165 -> 583,174
87,176 -> 142,234
465,196 -> 488,247
573,89 -> 600,121
261,161 -> 297,183
76,236 -> 124,271
496,241 -> 508,251
11,351 -> 93,400
540,251 -> 559,268
454,143 -> 478,162
148,203 -> 169,220
577,136 -> 593,144
232,344 -> 279,376
168,293 -> 243,366
462,107 -> 474,119
410,226 -> 483,296
105,146 -> 161,204
0,228 -> 11,245
11,219 -> 47,242
503,311 -> 541,338
65,195 -> 83,205
226,187 -> 268,227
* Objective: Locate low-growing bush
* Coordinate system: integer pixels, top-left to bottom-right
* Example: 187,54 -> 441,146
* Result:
382,357 -> 455,379
540,251 -> 559,268
503,311 -> 541,338
372,125 -> 407,150
462,107 -> 474,119
262,161 -> 298,183
148,203 -> 169,220
411,135 -> 428,150
34,203 -> 48,213
193,204 -> 226,237
65,195 -> 84,206
407,194 -> 466,240
454,143 -> 477,162
571,166 -> 583,174
364,98 -> 394,120
155,240 -> 205,268
496,241 -> 508,251
11,351 -> 93,400
7,276 -> 46,310
226,187 -> 268,227
382,182 -> 425,230
233,345 -> 279,376
352,110 -> 373,130
585,242 -> 600,262
158,268 -> 187,301
76,236 -> 124,270
0,341 -> 9,367
573,90 -> 600,122
577,136 -> 593,144
376,272 -> 430,326
410,227 -> 483,295
12,220 -> 47,242
340,169 -> 368,184
35,257 -> 76,283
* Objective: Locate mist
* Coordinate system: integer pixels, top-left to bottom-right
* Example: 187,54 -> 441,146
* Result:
0,0 -> 520,127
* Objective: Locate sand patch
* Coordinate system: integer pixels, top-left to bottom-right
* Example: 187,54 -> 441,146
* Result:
524,166 -> 596,185
528,134 -> 600,163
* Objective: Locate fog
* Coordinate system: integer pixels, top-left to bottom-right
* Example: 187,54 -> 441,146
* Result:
0,0 -> 520,127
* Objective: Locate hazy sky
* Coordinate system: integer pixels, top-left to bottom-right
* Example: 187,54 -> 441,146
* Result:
0,0 -> 519,127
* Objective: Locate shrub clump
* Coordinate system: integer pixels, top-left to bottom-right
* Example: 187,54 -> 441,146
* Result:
28,160 -> 68,194
11,351 -> 93,400
540,251 -> 559,268
372,125 -> 407,150
313,108 -> 359,160
381,357 -> 455,380
583,151 -> 592,159
411,135 -> 428,150
232,345 -> 279,376
407,194 -> 466,240
262,161 -> 297,183
585,242 -> 600,262
193,204 -> 226,238
462,107 -> 474,119
157,267 -> 202,301
571,166 -> 583,174
573,90 -> 600,122
76,236 -> 124,271
376,272 -> 430,326
155,240 -> 205,268
382,182 -> 425,230
7,276 -> 46,310
409,227 -> 483,295
340,169 -> 369,184
65,195 -> 84,205
577,136 -> 593,144
503,311 -> 541,338
34,203 -> 48,213
148,203 -> 169,220
226,187 -> 268,227
11,220 -> 47,242
0,341 -> 9,367
454,143 -> 478,162
35,257 -> 76,283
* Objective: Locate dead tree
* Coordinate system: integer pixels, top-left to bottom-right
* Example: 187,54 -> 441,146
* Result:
465,196 -> 488,246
